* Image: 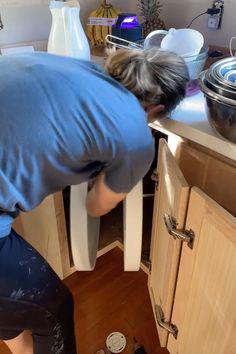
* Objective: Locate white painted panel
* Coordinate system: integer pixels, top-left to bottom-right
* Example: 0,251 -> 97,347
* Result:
123,180 -> 143,271
0,1 -> 20,6
70,183 -> 100,271
0,1 -> 51,46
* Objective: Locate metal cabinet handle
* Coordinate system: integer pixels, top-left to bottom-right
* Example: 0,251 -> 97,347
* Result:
155,305 -> 178,339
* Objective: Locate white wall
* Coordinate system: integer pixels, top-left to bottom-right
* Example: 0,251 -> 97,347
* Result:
0,0 -> 139,48
0,0 -> 235,48
161,0 -> 236,48
0,1 -> 50,47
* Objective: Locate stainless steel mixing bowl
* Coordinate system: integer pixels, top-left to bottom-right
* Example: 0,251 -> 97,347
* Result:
199,70 -> 236,144
204,70 -> 236,100
210,57 -> 236,90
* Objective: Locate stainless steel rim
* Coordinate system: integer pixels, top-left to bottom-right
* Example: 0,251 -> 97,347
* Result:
198,71 -> 236,107
210,57 -> 236,89
204,70 -> 236,100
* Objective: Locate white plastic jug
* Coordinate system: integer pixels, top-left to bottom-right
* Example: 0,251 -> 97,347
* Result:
47,0 -> 90,60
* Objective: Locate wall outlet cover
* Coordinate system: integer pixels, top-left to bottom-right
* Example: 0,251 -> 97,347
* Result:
207,15 -> 220,30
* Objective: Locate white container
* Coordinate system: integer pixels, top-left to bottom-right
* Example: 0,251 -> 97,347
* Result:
47,0 -> 90,60
160,28 -> 204,59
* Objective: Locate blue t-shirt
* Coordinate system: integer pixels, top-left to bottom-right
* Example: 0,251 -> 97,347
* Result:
0,52 -> 154,237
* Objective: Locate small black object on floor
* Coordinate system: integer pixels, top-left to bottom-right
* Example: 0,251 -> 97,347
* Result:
133,336 -> 147,354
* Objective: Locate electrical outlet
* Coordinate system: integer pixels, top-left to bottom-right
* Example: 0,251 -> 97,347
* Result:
207,15 -> 220,29
208,0 -> 224,30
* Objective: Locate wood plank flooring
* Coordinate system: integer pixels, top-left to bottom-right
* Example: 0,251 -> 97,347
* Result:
0,248 -> 168,354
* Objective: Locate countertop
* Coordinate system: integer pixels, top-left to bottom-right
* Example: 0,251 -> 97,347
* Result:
91,46 -> 236,162
149,90 -> 236,162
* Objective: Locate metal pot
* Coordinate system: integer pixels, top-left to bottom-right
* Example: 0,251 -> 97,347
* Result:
210,57 -> 236,90
198,70 -> 236,144
204,70 -> 236,100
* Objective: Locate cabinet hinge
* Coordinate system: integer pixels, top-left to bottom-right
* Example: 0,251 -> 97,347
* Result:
146,260 -> 152,273
155,305 -> 178,339
151,169 -> 159,189
163,213 -> 195,249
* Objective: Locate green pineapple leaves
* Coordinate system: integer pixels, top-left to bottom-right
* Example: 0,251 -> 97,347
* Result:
137,0 -> 163,21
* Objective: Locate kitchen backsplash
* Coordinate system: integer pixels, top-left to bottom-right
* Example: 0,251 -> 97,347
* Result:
0,0 -> 235,49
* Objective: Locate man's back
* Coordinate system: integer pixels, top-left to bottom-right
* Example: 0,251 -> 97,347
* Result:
0,52 -> 154,236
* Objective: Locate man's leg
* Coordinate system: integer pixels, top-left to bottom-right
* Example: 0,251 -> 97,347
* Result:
0,229 -> 77,354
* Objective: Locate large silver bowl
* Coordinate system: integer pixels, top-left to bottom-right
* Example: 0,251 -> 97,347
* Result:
210,57 -> 236,90
199,70 -> 236,144
204,69 -> 236,100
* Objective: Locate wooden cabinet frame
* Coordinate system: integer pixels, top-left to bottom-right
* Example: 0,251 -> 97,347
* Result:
149,137 -> 236,354
14,192 -> 72,279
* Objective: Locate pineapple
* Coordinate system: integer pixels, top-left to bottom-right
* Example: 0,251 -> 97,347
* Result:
137,0 -> 166,38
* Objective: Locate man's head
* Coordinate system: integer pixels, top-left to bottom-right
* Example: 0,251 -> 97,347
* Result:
105,47 -> 189,118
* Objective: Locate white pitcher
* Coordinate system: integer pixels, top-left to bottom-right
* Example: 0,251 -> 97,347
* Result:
47,0 -> 90,60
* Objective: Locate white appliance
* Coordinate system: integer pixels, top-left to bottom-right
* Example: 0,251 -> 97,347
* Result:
70,181 -> 143,271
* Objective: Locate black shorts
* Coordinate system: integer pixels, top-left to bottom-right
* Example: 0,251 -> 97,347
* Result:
0,229 -> 77,354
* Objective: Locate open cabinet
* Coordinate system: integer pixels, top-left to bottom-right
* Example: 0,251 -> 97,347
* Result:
149,139 -> 236,354
12,128 -> 166,278
13,192 -> 72,279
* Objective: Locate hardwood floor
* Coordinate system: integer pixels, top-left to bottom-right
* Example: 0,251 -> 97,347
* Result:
0,248 -> 168,354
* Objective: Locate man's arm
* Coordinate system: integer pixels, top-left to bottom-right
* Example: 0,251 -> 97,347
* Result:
86,173 -> 127,217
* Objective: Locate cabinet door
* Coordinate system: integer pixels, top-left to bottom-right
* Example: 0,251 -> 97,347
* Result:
148,139 -> 190,346
14,193 -> 71,279
168,187 -> 236,354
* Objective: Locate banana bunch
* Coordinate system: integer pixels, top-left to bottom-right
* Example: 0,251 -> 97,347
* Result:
87,1 -> 120,46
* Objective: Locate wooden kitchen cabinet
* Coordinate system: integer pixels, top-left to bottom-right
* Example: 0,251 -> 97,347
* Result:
148,139 -> 189,347
13,192 -> 72,279
149,138 -> 236,354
